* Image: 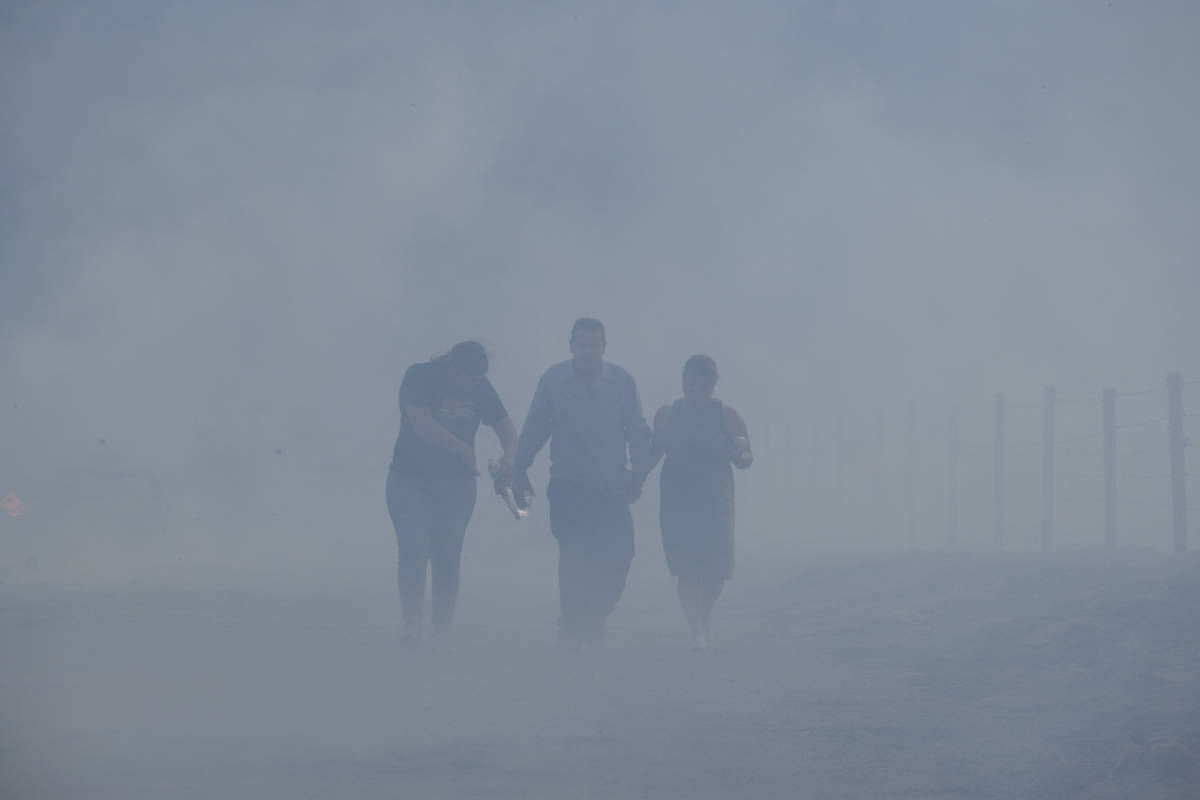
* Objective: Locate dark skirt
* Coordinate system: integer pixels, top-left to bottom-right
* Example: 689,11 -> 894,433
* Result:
659,461 -> 734,579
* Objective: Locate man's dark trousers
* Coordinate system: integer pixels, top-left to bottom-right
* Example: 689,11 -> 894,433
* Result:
547,478 -> 634,645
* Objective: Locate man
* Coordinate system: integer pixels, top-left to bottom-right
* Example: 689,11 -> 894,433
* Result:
513,318 -> 653,648
387,341 -> 518,646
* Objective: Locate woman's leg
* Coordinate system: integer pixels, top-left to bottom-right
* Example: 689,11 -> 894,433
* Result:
386,470 -> 434,634
698,573 -> 725,637
677,574 -> 704,638
428,477 -> 477,636
679,572 -> 725,646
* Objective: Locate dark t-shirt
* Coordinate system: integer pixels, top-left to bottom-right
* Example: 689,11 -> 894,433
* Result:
389,360 -> 507,478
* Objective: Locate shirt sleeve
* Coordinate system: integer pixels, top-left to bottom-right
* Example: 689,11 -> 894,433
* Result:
397,363 -> 437,409
515,370 -> 554,472
623,373 -> 653,481
477,378 -> 508,426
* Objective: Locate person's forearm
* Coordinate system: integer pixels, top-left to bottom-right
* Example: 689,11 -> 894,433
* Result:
497,418 -> 519,462
515,421 -> 550,473
627,418 -> 654,484
515,380 -> 552,473
731,436 -> 753,468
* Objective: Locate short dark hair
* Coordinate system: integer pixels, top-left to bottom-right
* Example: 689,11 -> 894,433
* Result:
570,317 -> 606,343
683,354 -> 718,383
448,340 -> 489,376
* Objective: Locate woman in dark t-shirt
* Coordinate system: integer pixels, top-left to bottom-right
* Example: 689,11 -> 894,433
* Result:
386,341 -> 517,646
650,355 -> 753,651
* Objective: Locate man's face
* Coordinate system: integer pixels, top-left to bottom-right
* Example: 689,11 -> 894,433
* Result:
570,329 -> 606,372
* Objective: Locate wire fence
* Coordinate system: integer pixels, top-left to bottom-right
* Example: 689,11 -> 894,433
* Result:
797,372 -> 1194,554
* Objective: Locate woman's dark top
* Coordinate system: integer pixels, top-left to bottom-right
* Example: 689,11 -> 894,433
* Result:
657,397 -> 735,578
390,360 -> 506,479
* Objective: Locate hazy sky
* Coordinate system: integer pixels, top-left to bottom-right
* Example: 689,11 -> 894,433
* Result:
3,1 -> 1198,575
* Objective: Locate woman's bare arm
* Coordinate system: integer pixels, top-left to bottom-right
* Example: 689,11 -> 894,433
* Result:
724,405 -> 753,468
647,404 -> 670,474
491,415 -> 519,476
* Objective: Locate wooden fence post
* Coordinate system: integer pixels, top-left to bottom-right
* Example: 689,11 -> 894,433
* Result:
1103,388 -> 1117,548
871,408 -> 886,542
993,392 -> 1006,550
1041,386 -> 1056,549
947,406 -> 960,547
1167,372 -> 1188,553
905,402 -> 917,547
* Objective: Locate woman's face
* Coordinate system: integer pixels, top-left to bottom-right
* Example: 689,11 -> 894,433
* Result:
447,366 -> 484,395
682,370 -> 716,402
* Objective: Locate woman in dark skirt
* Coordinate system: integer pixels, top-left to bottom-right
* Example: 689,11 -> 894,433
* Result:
651,355 -> 753,649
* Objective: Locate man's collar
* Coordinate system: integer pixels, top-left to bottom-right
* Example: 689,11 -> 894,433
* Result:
570,359 -> 616,382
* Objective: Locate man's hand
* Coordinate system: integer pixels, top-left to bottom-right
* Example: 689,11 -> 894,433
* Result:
512,470 -> 533,498
495,454 -> 515,483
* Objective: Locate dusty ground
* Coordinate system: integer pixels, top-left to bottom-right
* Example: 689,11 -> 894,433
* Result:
2,549 -> 1198,799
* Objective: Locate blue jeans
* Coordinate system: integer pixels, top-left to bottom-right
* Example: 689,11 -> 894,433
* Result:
386,469 -> 477,632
